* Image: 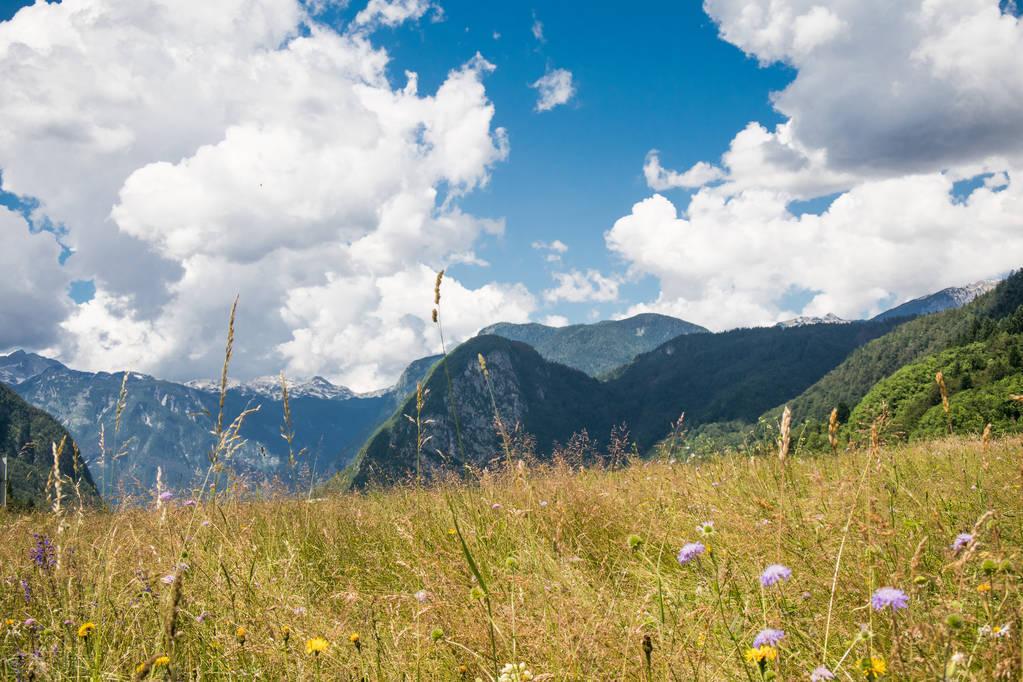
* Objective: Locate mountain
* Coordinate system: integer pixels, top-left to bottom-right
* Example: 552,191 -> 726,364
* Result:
873,279 -> 999,321
9,359 -> 394,496
776,313 -> 850,328
0,381 -> 97,507
479,313 -> 707,376
186,375 -> 356,401
746,269 -> 1023,445
340,317 -> 904,488
0,350 -> 64,386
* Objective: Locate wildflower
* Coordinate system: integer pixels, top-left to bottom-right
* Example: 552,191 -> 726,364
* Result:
154,655 -> 170,668
77,621 -> 95,639
497,662 -> 534,682
183,499 -> 197,507
158,491 -> 174,503
539,500 -> 548,508
491,503 -> 502,511
676,542 -> 705,565
870,587 -> 909,612
744,645 -> 778,672
281,625 -> 291,644
414,590 -> 430,603
753,628 -> 785,648
29,534 -> 56,572
859,656 -> 886,679
950,533 -> 973,553
978,624 -> 992,637
292,606 -> 307,616
236,626 -> 247,645
696,521 -> 715,536
195,611 -> 211,624
811,665 -> 835,681
161,574 -> 176,585
306,637 -> 329,655
469,585 -> 485,601
759,564 -> 792,587
993,623 -> 1011,638
448,528 -> 457,536
23,618 -> 37,630
20,579 -> 30,605
977,582 -> 992,593
349,632 -> 362,652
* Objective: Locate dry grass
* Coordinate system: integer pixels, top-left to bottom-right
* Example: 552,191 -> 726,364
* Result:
0,435 -> 1020,679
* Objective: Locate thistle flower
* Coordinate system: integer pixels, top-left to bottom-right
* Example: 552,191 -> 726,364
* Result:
752,628 -> 785,648
306,637 -> 329,655
810,665 -> 835,681
676,542 -> 705,565
77,621 -> 95,639
870,587 -> 909,612
158,491 -> 173,503
950,533 -> 973,553
759,564 -> 792,587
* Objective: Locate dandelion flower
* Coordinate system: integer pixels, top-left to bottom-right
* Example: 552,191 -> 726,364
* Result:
977,582 -> 992,593
154,656 -> 170,667
77,621 -> 96,639
950,533 -> 973,553
676,542 -> 705,565
810,665 -> 835,681
753,628 -> 784,648
306,637 -> 329,655
870,587 -> 908,612
744,645 -> 778,663
860,656 -> 886,678
350,632 -> 362,652
759,564 -> 792,587
236,626 -> 247,644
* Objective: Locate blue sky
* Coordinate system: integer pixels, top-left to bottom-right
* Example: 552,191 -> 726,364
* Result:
0,0 -> 1019,389
2,0 -> 791,320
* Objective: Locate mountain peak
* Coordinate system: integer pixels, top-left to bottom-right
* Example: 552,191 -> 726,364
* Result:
0,350 -> 66,386
776,313 -> 850,328
873,278 -> 1000,321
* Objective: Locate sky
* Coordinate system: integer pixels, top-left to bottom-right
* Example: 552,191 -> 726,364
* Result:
0,0 -> 1020,391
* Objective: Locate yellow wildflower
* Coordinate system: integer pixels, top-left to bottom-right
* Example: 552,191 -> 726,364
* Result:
236,626 -> 247,644
861,657 -> 886,677
977,582 -> 992,593
154,656 -> 170,668
744,645 -> 777,663
448,528 -> 457,536
77,621 -> 96,639
306,637 -> 329,655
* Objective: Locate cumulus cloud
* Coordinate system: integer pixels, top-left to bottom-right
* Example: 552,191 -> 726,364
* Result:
531,68 -> 575,112
0,0 -> 526,391
611,0 -> 1023,329
541,314 -> 570,327
644,151 -> 724,191
544,269 -> 619,304
354,0 -> 438,29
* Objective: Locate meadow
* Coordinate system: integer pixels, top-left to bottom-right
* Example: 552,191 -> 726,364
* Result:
1,434 -> 1019,680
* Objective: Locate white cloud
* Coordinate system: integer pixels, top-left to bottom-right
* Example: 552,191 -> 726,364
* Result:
0,0 -> 525,391
531,68 -> 575,112
531,14 -> 545,43
544,269 -> 619,304
531,239 -> 568,262
354,0 -> 438,29
611,0 -> 1023,329
541,314 -> 570,327
644,151 -> 724,191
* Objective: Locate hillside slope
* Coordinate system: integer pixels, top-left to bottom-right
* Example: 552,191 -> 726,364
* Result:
0,382 -> 97,507
480,313 -> 707,376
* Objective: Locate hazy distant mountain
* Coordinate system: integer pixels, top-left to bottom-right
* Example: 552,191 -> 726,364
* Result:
776,313 -> 850,328
187,375 -> 356,401
6,356 -> 394,496
479,313 -> 707,376
873,279 -> 999,321
0,350 -> 64,386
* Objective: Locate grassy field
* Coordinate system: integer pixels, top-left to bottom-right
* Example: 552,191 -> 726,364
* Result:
1,435 -> 1020,680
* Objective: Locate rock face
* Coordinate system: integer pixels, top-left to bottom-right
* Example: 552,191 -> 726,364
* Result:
479,313 -> 707,376
873,279 -> 1000,321
0,381 -> 97,507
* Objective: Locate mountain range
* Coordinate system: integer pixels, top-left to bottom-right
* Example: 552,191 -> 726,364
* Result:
0,275 -> 1009,499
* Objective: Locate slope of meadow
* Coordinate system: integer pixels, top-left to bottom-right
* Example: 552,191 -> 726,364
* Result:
0,436 -> 1019,680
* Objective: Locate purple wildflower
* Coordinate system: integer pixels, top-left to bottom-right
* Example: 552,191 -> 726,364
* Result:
29,534 -> 56,572
20,579 -> 30,605
677,542 -> 705,565
22,618 -> 37,630
810,666 -> 835,681
760,564 -> 792,587
950,533 -> 973,553
161,574 -> 176,585
158,491 -> 174,503
414,590 -> 429,603
753,628 -> 785,648
871,587 -> 909,612
184,499 -> 198,507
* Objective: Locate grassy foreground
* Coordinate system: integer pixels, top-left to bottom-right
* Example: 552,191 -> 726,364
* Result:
1,437 -> 1021,680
